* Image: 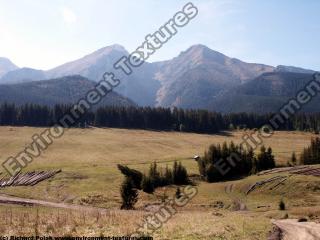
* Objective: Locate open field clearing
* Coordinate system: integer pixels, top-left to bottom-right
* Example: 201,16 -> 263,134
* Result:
0,127 -> 316,206
0,127 -> 319,238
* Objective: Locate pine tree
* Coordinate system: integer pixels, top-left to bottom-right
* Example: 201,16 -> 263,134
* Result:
291,152 -> 297,166
117,164 -> 143,189
149,162 -> 161,187
120,177 -> 138,210
267,147 -> 276,169
164,165 -> 173,185
173,161 -> 189,185
299,137 -> 320,165
141,175 -> 155,194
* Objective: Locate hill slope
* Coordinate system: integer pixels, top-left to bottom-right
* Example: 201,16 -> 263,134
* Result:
0,75 -> 136,107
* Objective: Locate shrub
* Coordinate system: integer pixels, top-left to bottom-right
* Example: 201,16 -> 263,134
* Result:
298,217 -> 308,222
279,199 -> 286,211
175,187 -> 182,199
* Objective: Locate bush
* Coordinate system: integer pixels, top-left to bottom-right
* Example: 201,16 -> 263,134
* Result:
279,199 -> 286,211
298,217 -> 308,222
120,177 -> 138,210
175,187 -> 182,199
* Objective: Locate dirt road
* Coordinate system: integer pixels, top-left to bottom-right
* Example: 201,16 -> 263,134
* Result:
272,219 -> 320,240
0,194 -> 109,213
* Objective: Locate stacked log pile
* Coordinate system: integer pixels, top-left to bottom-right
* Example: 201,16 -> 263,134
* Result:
293,167 -> 320,176
246,175 -> 287,195
258,166 -> 320,177
0,170 -> 61,188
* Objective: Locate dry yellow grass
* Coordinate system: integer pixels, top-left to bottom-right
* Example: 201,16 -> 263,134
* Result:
0,127 -> 316,206
0,127 -> 319,238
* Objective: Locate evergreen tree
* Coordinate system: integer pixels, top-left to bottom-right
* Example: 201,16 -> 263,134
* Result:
120,177 -> 138,210
141,174 -> 155,194
300,137 -> 320,165
164,165 -> 173,185
291,152 -> 297,166
117,164 -> 143,189
149,162 -> 161,187
173,161 -> 189,185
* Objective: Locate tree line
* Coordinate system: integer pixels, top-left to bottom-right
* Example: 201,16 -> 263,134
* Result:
1,103 -> 320,133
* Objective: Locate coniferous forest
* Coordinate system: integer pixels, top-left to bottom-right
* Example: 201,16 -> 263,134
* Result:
1,103 -> 320,134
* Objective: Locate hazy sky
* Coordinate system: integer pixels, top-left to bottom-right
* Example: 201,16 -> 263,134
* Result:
0,0 -> 319,70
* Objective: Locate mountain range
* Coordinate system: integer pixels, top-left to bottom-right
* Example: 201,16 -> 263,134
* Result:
0,44 -> 318,113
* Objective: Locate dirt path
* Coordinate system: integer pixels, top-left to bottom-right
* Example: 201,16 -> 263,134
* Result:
0,194 -> 109,213
272,219 -> 320,240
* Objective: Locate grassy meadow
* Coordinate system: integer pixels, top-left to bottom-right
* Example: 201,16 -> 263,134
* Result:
0,126 -> 319,238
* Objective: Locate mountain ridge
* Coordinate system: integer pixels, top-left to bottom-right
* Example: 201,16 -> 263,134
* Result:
0,44 -> 318,113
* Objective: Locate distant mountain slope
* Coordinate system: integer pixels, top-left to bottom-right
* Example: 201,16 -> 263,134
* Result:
210,72 -> 319,113
153,44 -> 274,108
0,75 -> 136,107
46,44 -> 160,106
0,68 -> 46,84
0,57 -> 18,78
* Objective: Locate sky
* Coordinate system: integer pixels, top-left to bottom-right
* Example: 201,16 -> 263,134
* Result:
0,0 -> 319,70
